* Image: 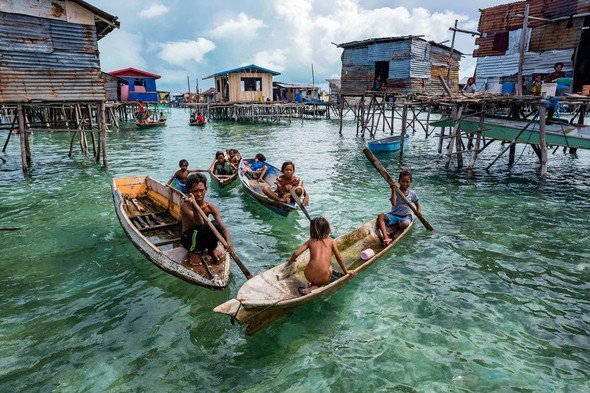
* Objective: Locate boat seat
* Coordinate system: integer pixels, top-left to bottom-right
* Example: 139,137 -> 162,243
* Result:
153,237 -> 181,246
139,221 -> 180,232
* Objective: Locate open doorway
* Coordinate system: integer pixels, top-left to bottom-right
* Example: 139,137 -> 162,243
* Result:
374,61 -> 390,90
573,21 -> 590,93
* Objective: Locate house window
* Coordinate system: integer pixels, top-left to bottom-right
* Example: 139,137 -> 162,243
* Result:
241,78 -> 262,91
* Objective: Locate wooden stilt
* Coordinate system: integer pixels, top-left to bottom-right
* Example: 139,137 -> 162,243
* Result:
445,105 -> 463,169
2,112 -> 17,153
539,105 -> 547,178
99,102 -> 108,168
468,111 -> 485,169
399,105 -> 408,157
17,103 -> 28,173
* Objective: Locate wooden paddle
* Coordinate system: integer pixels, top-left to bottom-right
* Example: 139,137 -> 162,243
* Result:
187,198 -> 253,279
362,148 -> 433,231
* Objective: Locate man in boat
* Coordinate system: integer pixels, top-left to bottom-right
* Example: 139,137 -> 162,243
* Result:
136,100 -> 147,123
181,173 -> 234,266
196,112 -> 205,123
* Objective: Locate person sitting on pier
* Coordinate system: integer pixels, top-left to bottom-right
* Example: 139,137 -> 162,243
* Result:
373,76 -> 382,91
545,62 -> 565,83
380,81 -> 388,92
377,168 -> 421,246
462,77 -> 476,94
213,151 -> 234,175
262,161 -> 308,205
242,153 -> 268,182
166,159 -> 196,194
181,173 -> 233,266
531,74 -> 543,95
287,217 -> 355,295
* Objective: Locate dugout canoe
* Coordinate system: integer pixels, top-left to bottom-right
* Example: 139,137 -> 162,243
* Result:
136,119 -> 167,129
189,119 -> 206,126
214,216 -> 414,335
112,176 -> 231,289
238,158 -> 297,216
208,149 -> 241,188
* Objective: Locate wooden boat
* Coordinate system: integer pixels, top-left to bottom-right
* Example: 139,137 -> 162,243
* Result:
367,134 -> 411,153
430,116 -> 590,150
214,217 -> 413,335
112,176 -> 231,289
208,149 -> 241,188
189,119 -> 206,126
238,159 -> 297,216
136,119 -> 166,129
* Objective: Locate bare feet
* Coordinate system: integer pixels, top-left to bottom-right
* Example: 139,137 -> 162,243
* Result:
382,236 -> 393,246
188,253 -> 203,267
210,248 -> 225,263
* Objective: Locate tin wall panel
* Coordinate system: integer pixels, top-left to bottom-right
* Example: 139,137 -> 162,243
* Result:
0,12 -> 53,53
0,68 -> 106,102
410,38 -> 429,60
475,49 -> 574,78
409,59 -> 430,78
342,47 -> 369,66
51,18 -> 97,53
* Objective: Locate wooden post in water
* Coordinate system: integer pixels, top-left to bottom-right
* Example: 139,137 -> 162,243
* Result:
445,105 -> 463,169
17,103 -> 28,173
516,4 -> 529,98
468,110 -> 486,169
539,104 -> 547,178
399,104 -> 408,157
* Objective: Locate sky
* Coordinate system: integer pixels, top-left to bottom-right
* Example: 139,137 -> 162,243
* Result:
96,0 -> 510,94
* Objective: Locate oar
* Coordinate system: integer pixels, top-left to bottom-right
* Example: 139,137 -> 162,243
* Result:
362,148 -> 433,231
0,227 -> 21,231
188,198 -> 254,279
290,189 -> 335,238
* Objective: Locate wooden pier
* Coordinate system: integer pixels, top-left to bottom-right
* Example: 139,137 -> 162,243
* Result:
183,102 -> 331,123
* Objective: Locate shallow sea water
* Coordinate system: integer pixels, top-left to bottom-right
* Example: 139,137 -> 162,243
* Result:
1,108 -> 589,391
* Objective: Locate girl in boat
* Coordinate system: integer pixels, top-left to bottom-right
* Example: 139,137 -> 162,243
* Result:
213,151 -> 234,175
377,168 -> 421,246
181,173 -> 234,266
262,161 -> 309,205
287,217 -> 355,295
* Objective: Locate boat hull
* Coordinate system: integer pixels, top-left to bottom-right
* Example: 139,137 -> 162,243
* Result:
112,176 -> 231,289
214,217 -> 414,334
238,159 -> 296,216
136,120 -> 166,129
367,134 -> 411,152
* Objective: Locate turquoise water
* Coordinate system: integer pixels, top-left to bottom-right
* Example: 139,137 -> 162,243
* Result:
1,108 -> 589,391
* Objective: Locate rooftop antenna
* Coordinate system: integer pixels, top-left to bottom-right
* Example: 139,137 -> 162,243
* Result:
187,75 -> 191,94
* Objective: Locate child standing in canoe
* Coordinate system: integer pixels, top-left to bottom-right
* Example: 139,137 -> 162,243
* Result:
287,217 -> 355,295
377,168 -> 421,246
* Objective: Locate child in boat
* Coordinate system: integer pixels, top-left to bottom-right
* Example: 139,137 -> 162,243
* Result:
242,153 -> 268,182
166,159 -> 196,194
287,217 -> 355,295
377,168 -> 421,246
228,149 -> 240,168
181,173 -> 233,266
262,161 -> 308,205
213,151 -> 234,175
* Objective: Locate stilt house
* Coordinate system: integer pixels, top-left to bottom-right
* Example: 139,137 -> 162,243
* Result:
337,36 -> 462,95
474,0 -> 590,93
203,64 -> 280,103
0,0 -> 119,102
107,67 -> 161,102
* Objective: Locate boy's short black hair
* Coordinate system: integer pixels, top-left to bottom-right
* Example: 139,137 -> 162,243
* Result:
554,62 -> 564,68
255,153 -> 266,162
186,173 -> 207,190
215,151 -> 224,158
399,167 -> 412,181
310,217 -> 331,239
179,159 -> 188,166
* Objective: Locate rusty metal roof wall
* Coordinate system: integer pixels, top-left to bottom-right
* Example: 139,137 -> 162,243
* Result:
367,40 -> 411,61
51,17 -> 97,53
1,51 -> 100,69
390,59 -> 411,79
475,48 -> 574,78
0,12 -> 52,53
410,38 -> 429,60
0,69 -> 106,102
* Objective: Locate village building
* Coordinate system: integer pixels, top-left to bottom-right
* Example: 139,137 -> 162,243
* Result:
273,82 -> 321,102
473,0 -> 590,94
337,36 -> 462,96
326,79 -> 342,103
203,64 -> 280,103
107,67 -> 161,102
0,0 -> 119,172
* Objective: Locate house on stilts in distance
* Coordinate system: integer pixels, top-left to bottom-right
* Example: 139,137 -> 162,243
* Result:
203,64 -> 280,103
0,0 -> 119,173
337,35 -> 462,96
473,0 -> 590,94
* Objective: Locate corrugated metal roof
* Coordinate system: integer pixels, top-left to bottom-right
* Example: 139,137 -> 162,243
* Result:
0,69 -> 106,102
475,48 -> 574,78
203,64 -> 281,79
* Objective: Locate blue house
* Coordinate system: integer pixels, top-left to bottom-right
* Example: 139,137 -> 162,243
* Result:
108,67 -> 161,102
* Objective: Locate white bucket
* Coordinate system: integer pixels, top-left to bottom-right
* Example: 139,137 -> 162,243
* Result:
541,83 -> 557,97
360,248 -> 375,260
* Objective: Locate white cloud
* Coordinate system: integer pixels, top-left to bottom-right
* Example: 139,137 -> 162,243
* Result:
251,49 -> 287,72
98,30 -> 148,71
158,38 -> 216,66
139,4 -> 169,19
210,13 -> 265,39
